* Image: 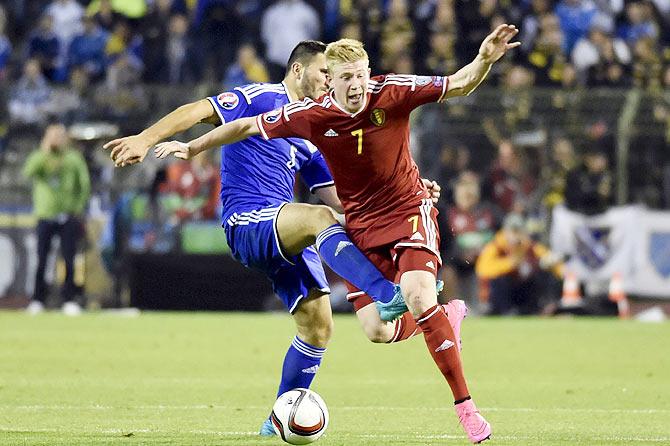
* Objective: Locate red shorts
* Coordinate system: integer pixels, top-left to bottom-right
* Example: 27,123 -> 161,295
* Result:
345,199 -> 442,311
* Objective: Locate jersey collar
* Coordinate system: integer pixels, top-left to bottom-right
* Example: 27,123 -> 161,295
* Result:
329,90 -> 368,118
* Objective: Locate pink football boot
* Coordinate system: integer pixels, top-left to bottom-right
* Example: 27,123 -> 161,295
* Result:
442,299 -> 468,351
455,399 -> 491,444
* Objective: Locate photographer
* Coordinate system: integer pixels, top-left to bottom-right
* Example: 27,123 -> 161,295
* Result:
23,123 -> 90,314
475,213 -> 563,315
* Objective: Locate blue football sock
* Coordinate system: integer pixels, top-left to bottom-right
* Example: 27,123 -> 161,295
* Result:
276,336 -> 326,397
315,224 -> 395,303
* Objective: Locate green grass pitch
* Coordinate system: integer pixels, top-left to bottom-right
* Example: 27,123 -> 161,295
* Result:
1,311 -> 669,445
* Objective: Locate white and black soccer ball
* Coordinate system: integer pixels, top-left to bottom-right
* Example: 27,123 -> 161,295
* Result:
271,388 -> 329,445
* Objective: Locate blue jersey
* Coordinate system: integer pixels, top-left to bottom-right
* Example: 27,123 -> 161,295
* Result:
207,82 -> 334,225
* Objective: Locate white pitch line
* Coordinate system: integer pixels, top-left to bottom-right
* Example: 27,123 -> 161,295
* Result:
0,427 -> 668,443
1,404 -> 669,414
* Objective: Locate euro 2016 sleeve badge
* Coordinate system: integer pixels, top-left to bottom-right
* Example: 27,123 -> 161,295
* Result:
217,92 -> 239,110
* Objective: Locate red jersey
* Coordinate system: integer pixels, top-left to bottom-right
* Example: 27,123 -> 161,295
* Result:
256,74 -> 448,240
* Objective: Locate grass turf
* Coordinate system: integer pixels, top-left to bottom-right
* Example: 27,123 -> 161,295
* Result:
0,311 -> 668,445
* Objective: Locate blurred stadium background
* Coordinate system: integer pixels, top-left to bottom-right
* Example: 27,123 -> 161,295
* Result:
1,0 -> 669,315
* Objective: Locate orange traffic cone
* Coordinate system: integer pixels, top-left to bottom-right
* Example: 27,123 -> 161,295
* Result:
608,272 -> 631,319
561,270 -> 583,308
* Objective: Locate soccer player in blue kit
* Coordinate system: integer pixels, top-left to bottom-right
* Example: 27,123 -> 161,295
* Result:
106,41 -> 463,436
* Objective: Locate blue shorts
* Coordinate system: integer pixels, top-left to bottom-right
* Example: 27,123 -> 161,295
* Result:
223,203 -> 330,313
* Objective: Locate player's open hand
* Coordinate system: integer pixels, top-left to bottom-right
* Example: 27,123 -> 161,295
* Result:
421,178 -> 441,204
103,135 -> 151,167
478,24 -> 520,64
154,141 -> 194,160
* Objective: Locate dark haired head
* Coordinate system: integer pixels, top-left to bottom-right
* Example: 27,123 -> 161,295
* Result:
285,40 -> 327,76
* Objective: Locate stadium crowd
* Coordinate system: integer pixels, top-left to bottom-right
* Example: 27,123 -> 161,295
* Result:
1,0 -> 669,314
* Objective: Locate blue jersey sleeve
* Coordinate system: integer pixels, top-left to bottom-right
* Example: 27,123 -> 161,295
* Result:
207,90 -> 250,124
300,149 -> 334,193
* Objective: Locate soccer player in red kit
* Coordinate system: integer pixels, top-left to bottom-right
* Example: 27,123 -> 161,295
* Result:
155,25 -> 520,444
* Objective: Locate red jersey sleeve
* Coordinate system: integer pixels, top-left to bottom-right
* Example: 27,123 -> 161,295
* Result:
373,74 -> 449,113
255,100 -> 315,141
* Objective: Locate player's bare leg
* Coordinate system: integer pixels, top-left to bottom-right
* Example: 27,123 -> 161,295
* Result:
292,291 -> 333,349
276,203 -> 404,313
260,291 -> 333,436
354,296 -> 466,345
276,203 -> 338,255
401,267 -> 491,443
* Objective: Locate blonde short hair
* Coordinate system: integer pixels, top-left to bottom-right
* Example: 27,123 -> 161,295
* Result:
325,38 -> 368,70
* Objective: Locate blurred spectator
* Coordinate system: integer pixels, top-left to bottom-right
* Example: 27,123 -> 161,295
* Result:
482,65 -> 537,143
91,0 -> 124,32
27,15 -> 61,81
105,21 -> 143,69
572,20 -> 632,86
455,0 -> 497,63
428,34 -> 458,75
380,0 -> 414,72
542,137 -> 578,210
339,0 -> 383,72
564,147 -> 614,214
157,14 -> 191,84
632,36 -> 664,89
141,0 -> 173,83
161,154 -> 221,223
475,213 -> 563,315
68,16 -> 109,82
50,67 -> 93,124
23,123 -> 91,315
618,1 -> 658,45
424,142 -> 471,207
483,139 -> 538,214
223,43 -> 269,89
261,0 -> 320,81
526,13 -> 568,86
45,0 -> 84,55
519,0 -> 553,56
95,53 -> 147,121
196,1 -> 242,83
8,59 -> 53,126
0,6 -> 11,81
442,174 -> 497,310
554,0 -> 598,54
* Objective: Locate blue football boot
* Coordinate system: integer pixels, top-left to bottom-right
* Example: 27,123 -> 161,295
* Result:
375,284 -> 408,321
259,418 -> 276,437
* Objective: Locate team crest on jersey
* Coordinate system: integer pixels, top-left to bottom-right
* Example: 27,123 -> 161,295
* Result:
433,76 -> 444,88
370,108 -> 386,127
416,76 -> 432,86
263,109 -> 282,123
217,92 -> 239,110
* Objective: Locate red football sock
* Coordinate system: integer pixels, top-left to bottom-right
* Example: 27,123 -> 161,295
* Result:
386,311 -> 420,343
416,305 -> 470,401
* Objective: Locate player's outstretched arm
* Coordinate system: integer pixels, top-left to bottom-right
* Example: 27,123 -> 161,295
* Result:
154,116 -> 262,160
445,24 -> 520,99
104,99 -> 218,167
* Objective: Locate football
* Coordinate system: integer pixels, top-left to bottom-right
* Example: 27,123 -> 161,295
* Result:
271,388 -> 329,445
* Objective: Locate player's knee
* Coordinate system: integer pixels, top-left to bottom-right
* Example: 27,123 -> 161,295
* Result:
402,280 -> 437,316
362,323 -> 389,343
300,317 -> 333,348
310,205 -> 339,233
